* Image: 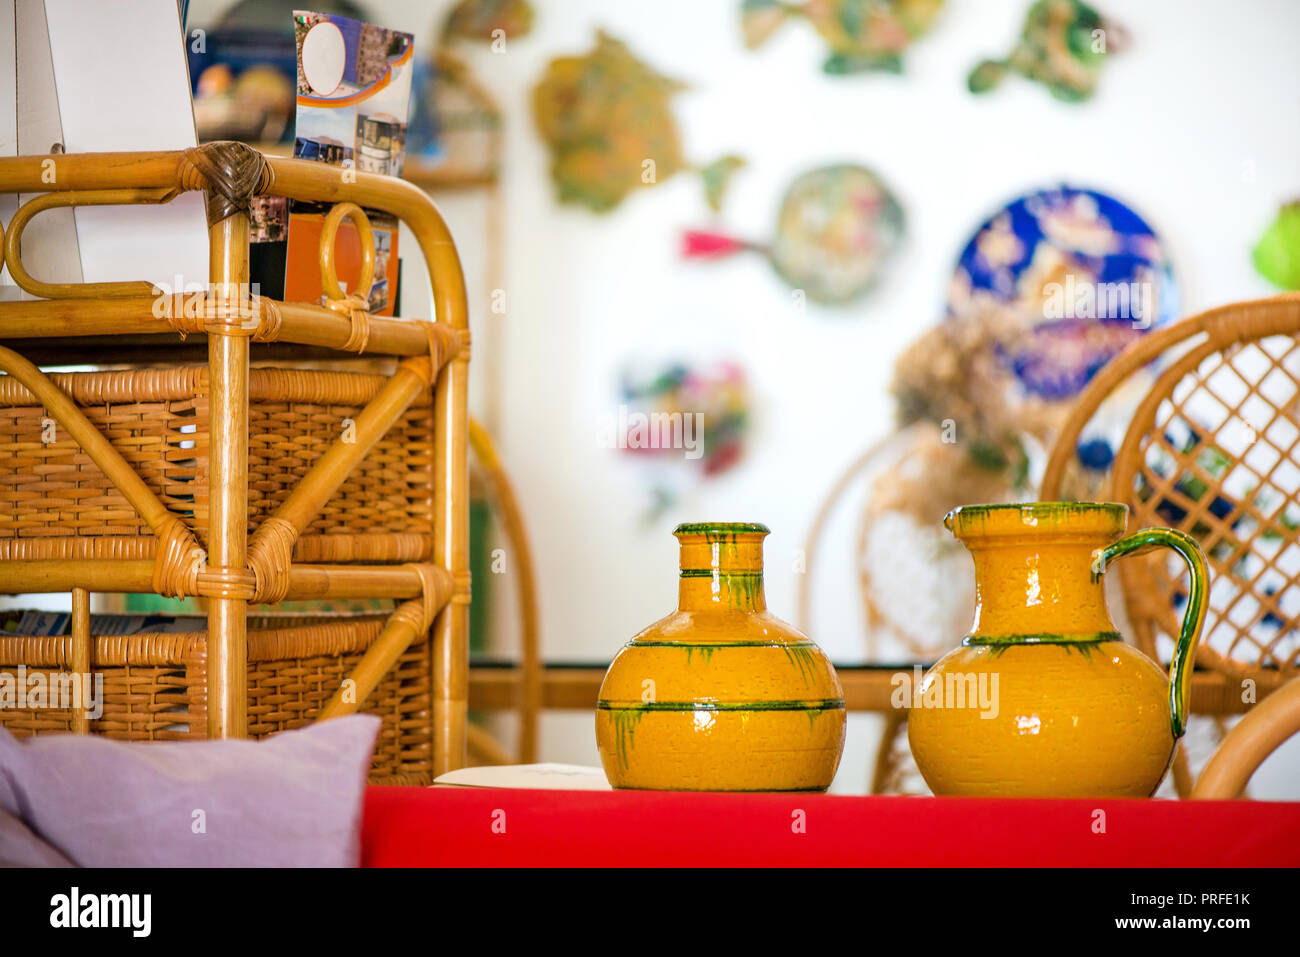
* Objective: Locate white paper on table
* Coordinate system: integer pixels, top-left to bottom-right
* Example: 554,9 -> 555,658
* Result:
41,0 -> 208,291
432,763 -> 614,790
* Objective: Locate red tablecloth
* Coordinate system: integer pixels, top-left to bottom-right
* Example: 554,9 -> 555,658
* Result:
362,786 -> 1300,867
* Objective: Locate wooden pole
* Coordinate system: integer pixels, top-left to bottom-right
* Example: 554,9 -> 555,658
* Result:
70,586 -> 91,734
433,356 -> 471,775
0,297 -> 452,357
0,560 -> 452,601
205,211 -> 251,739
317,592 -> 447,721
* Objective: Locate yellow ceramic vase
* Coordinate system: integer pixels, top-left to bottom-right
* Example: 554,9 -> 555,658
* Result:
596,522 -> 846,791
908,502 -> 1209,798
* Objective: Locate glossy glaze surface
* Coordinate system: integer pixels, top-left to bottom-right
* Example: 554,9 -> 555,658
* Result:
908,502 -> 1205,798
596,523 -> 846,791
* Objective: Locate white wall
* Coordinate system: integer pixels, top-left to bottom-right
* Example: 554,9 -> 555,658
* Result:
191,0 -> 1300,794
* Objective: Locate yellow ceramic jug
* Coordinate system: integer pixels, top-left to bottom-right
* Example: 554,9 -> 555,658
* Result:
908,502 -> 1209,798
596,522 -> 846,791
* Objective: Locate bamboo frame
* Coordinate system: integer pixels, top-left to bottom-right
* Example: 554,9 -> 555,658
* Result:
0,296 -> 453,355
0,143 -> 471,775
206,205 -> 251,738
2,186 -> 178,299
0,560 -> 451,600
70,586 -> 89,734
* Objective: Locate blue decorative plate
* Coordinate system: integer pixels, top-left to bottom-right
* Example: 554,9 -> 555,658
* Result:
948,185 -> 1177,401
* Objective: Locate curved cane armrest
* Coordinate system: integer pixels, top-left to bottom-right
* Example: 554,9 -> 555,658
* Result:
1192,676 -> 1300,799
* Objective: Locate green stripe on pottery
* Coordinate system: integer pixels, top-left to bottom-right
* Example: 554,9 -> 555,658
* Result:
678,569 -> 763,578
945,501 -> 1127,535
608,708 -> 644,771
630,640 -> 816,648
599,699 -> 844,771
673,522 -> 770,537
597,699 -> 844,712
965,632 -> 1119,661
678,568 -> 764,610
616,643 -> 824,679
782,644 -> 821,687
628,639 -> 816,665
963,631 -> 1121,646
948,502 -> 1127,521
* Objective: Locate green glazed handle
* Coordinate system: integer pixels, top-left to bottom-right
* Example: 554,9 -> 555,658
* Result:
1092,527 -> 1209,739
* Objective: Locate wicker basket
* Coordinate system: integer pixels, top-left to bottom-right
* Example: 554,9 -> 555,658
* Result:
0,611 -> 435,785
0,365 -> 434,564
0,364 -> 443,782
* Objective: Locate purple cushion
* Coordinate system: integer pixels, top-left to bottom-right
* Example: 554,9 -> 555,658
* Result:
0,715 -> 379,867
0,806 -> 75,868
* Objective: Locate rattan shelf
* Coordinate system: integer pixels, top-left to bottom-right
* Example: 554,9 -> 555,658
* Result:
0,142 -> 471,782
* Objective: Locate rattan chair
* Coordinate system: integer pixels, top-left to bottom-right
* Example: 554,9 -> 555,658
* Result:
0,143 -> 471,782
800,428 -> 922,794
1042,293 -> 1300,795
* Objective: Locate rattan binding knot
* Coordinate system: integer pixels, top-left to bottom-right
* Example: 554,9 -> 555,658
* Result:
195,565 -> 256,601
385,564 -> 447,635
203,287 -> 258,336
423,320 -> 466,370
412,562 -> 445,632
151,516 -> 206,599
179,141 -> 270,225
451,568 -> 472,605
247,516 -> 297,604
254,297 -> 283,342
158,293 -> 207,337
325,295 -> 372,354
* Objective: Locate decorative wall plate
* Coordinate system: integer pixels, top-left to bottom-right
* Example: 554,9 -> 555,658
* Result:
684,164 -> 904,306
947,185 -> 1176,401
441,0 -> 534,44
532,31 -> 742,213
742,0 -> 945,74
969,0 -> 1124,102
611,360 -> 751,523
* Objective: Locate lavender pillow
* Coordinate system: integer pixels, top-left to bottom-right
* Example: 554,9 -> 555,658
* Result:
0,715 -> 379,867
0,807 -> 75,868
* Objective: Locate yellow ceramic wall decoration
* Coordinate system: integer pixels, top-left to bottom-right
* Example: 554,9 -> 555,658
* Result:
908,502 -> 1209,798
596,523 -> 846,790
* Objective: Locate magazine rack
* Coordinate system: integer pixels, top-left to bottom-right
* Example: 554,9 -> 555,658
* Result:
0,142 -> 470,781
